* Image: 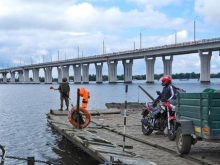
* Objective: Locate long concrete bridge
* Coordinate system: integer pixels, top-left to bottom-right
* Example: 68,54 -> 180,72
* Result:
1,37 -> 220,84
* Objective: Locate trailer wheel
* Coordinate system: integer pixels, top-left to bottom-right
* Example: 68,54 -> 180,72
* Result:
176,127 -> 191,154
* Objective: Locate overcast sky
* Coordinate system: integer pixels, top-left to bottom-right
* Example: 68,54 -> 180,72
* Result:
0,0 -> 220,77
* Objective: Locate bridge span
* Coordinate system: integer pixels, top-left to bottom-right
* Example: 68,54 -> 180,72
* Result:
0,37 -> 220,84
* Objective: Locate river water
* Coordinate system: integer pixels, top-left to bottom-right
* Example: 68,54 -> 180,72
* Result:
0,79 -> 219,165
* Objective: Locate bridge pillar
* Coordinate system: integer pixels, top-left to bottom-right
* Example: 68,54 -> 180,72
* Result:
44,67 -> 52,84
33,68 -> 39,83
3,73 -> 7,83
73,64 -> 81,84
108,60 -> 118,83
61,65 -> 69,82
199,50 -> 212,82
18,71 -> 24,82
95,63 -> 103,83
82,63 -> 89,84
10,72 -> 15,82
123,59 -> 133,83
162,56 -> 173,77
23,69 -> 29,82
57,67 -> 62,83
145,57 -> 156,83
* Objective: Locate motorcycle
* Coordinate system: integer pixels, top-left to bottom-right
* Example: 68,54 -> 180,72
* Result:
141,91 -> 177,141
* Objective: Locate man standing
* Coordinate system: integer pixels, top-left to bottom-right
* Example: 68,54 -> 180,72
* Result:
55,77 -> 70,111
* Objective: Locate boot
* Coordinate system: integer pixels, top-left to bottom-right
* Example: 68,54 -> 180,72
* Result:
58,107 -> 63,111
65,107 -> 69,110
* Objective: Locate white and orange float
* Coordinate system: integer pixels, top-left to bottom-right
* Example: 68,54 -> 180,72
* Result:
68,87 -> 91,129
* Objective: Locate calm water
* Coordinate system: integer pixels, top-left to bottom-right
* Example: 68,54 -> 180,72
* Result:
0,79 -> 220,165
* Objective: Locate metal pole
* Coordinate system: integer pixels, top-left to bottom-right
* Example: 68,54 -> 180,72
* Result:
194,20 -> 196,42
123,84 -> 128,151
27,156 -> 35,165
77,88 -> 80,129
78,46 -> 79,58
140,32 -> 142,49
103,40 -> 105,55
194,16 -> 199,42
0,145 -> 6,165
138,85 -> 155,101
175,33 -> 177,44
134,41 -> 135,50
172,29 -> 177,44
58,50 -> 59,61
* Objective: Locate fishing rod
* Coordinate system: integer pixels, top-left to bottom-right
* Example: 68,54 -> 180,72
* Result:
138,85 -> 155,102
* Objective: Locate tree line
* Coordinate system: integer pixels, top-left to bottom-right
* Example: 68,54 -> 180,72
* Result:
1,72 -> 220,82
36,72 -> 220,82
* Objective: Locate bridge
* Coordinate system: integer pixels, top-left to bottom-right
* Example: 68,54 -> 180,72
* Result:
0,37 -> 220,84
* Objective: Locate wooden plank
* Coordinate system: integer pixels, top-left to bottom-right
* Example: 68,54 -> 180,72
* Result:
84,140 -> 116,147
88,145 -> 131,156
118,145 -> 133,149
50,109 -> 68,116
99,153 -> 153,165
105,102 -> 146,110
76,134 -> 112,145
50,109 -> 120,116
97,109 -> 120,114
89,110 -> 100,115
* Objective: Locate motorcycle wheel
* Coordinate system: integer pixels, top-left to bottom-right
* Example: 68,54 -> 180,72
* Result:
176,127 -> 191,154
142,123 -> 153,135
167,121 -> 176,141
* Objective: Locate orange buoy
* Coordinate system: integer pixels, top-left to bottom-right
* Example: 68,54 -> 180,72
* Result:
68,106 -> 91,129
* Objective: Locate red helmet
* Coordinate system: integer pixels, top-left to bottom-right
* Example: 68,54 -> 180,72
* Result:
160,75 -> 171,86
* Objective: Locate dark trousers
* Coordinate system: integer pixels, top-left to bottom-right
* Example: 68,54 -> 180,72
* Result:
60,94 -> 69,108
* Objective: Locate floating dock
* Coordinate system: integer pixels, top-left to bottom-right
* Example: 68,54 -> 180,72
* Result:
47,107 -> 220,165
47,109 -> 153,165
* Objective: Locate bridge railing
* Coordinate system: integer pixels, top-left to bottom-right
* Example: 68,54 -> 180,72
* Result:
101,37 -> 220,57
1,37 -> 220,71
